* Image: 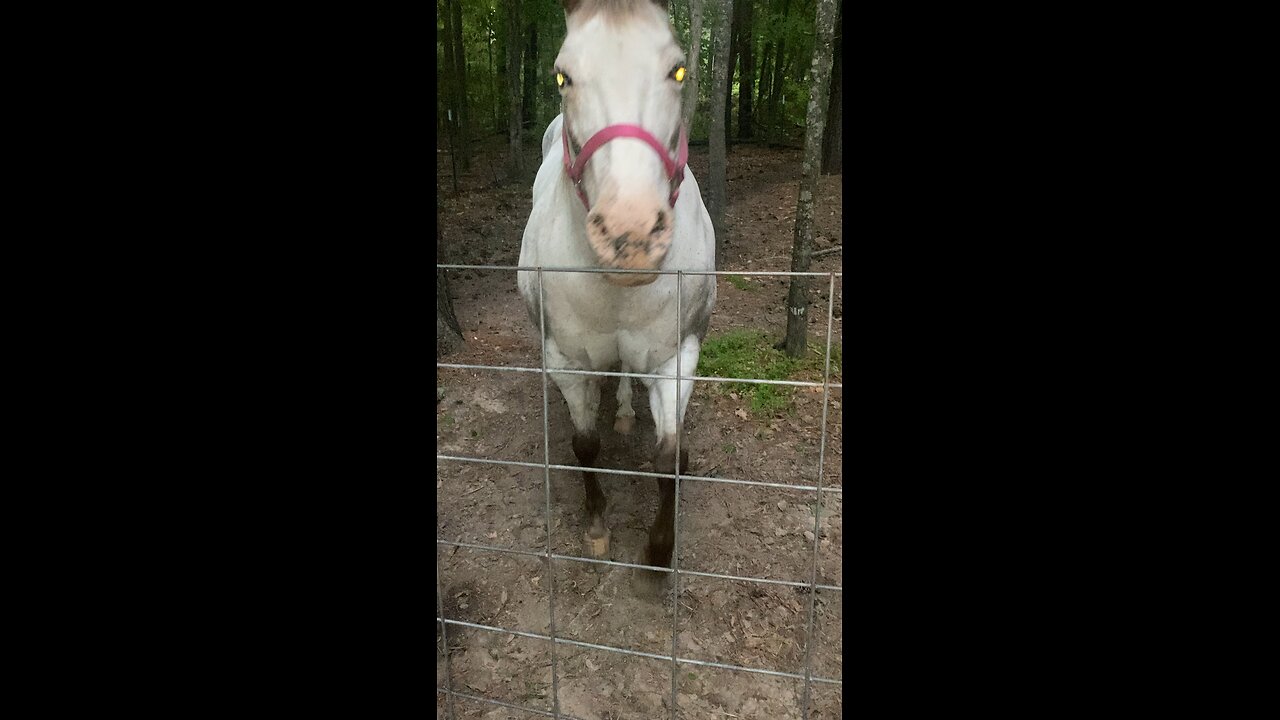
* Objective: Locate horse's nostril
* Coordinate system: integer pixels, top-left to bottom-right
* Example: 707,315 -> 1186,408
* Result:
613,235 -> 627,252
651,213 -> 668,236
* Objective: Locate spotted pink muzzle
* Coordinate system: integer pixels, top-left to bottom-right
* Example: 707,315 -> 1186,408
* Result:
562,122 -> 688,210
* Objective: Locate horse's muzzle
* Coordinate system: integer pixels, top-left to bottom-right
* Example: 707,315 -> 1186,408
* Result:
585,201 -> 673,286
604,271 -> 659,287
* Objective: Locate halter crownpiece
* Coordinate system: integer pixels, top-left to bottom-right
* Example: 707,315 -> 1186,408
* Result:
562,121 -> 688,211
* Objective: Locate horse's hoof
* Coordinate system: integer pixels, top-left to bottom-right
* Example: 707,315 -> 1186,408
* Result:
637,549 -> 672,596
614,415 -> 635,434
635,567 -> 670,597
584,528 -> 611,560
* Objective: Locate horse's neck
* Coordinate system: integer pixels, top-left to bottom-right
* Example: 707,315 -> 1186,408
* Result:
542,157 -> 598,267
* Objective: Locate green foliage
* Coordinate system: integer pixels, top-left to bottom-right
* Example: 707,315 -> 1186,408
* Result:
697,329 -> 840,417
438,0 -> 824,144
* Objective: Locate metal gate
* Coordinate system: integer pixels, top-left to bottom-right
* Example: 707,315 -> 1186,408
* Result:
438,264 -> 842,719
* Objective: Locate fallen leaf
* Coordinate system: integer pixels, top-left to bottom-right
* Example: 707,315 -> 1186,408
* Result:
735,408 -> 749,420
585,657 -> 599,671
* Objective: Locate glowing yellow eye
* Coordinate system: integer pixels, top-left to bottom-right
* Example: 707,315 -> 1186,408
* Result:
556,72 -> 565,87
673,66 -> 686,82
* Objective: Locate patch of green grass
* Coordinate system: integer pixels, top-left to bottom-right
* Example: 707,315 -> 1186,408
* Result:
722,443 -> 737,454
697,329 -> 841,417
725,274 -> 753,291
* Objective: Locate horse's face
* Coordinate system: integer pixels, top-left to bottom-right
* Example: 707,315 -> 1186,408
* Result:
556,0 -> 685,286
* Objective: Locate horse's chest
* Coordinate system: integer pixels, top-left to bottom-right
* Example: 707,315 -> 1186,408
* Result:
553,278 -> 673,325
546,279 -> 674,368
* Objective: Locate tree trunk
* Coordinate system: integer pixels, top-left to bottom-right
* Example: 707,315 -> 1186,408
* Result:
706,38 -> 714,119
437,197 -> 464,357
487,14 -> 498,131
737,0 -> 754,139
450,0 -> 470,170
440,0 -> 461,192
682,0 -> 704,132
708,0 -> 734,268
766,0 -> 790,142
724,0 -> 740,139
440,0 -> 455,136
821,0 -> 842,174
756,39 -> 772,135
522,20 -> 538,131
506,0 -> 523,175
778,0 -> 837,358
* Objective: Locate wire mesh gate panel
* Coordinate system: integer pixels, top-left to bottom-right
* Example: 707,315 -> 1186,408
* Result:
438,265 -> 842,720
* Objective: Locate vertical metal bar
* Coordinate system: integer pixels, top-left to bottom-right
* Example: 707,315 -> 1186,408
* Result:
669,270 -> 683,720
801,273 -> 837,719
539,268 -> 562,719
437,549 -> 457,720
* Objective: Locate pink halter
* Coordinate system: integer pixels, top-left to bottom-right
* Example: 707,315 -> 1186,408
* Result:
562,121 -> 688,211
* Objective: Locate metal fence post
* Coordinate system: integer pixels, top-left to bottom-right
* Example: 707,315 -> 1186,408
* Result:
538,267 -> 563,718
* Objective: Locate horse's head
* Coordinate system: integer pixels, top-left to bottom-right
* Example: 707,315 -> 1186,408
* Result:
556,0 -> 687,286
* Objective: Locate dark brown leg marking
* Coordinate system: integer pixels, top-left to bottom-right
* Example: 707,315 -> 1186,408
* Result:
574,432 -> 609,558
645,435 -> 689,576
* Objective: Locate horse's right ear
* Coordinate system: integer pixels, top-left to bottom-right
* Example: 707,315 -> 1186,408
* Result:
562,0 -> 581,14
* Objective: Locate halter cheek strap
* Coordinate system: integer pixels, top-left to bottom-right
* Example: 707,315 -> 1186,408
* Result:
563,122 -> 688,211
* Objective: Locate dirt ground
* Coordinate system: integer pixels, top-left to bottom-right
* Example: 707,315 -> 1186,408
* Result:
437,132 -> 843,720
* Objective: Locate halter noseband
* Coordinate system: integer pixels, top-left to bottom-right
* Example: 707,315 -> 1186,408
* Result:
562,121 -> 688,211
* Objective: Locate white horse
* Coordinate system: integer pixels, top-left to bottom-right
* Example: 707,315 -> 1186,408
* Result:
517,0 -> 716,573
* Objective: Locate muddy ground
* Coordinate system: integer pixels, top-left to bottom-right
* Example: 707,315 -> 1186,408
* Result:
437,132 -> 843,720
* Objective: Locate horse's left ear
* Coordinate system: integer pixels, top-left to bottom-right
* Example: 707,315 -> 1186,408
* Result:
652,0 -> 669,9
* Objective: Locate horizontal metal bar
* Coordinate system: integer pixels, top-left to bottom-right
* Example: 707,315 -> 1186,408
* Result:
436,362 -> 843,390
439,538 -> 546,559
437,617 -> 842,686
678,567 -> 835,591
438,538 -> 670,575
436,454 -> 843,494
436,687 -> 587,720
437,264 -> 842,278
438,539 -> 844,592
554,552 -> 674,574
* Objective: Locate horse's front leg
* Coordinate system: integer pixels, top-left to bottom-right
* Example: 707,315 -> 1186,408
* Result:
644,337 -> 700,574
614,362 -> 636,434
546,340 -> 608,559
